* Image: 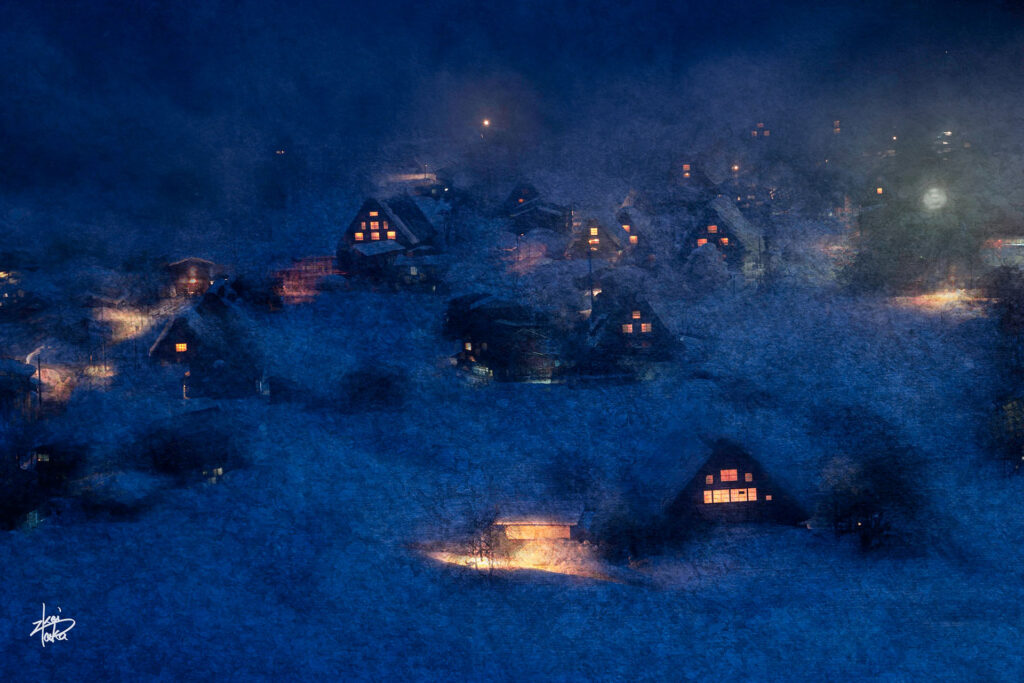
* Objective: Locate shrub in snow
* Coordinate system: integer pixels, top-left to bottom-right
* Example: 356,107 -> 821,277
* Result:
139,407 -> 241,482
337,366 -> 406,413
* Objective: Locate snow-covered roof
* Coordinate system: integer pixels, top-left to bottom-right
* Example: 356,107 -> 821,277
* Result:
352,241 -> 406,258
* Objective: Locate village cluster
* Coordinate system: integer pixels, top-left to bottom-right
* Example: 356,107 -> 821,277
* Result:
2,116 -> 1020,574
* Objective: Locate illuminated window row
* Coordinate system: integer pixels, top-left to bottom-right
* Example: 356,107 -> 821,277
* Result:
697,238 -> 729,247
621,323 -> 652,334
354,231 -> 397,242
704,488 -> 758,503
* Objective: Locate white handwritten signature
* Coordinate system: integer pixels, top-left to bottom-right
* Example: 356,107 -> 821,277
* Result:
29,603 -> 75,647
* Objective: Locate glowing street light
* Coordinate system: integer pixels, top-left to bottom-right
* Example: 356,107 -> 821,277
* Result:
482,119 -> 491,127
922,187 -> 948,210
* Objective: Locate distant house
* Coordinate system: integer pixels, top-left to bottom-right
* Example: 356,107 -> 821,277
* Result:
337,197 -> 439,276
148,282 -> 258,397
503,183 -> 572,235
565,218 -> 631,261
389,250 -> 445,292
444,294 -> 563,382
165,257 -> 228,297
683,197 -> 765,278
583,292 -> 674,370
273,256 -> 338,305
668,440 -> 806,525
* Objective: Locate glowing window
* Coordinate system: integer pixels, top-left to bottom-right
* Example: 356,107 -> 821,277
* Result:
175,343 -> 187,353
410,266 -> 418,276
745,472 -> 753,482
697,238 -> 708,247
371,232 -> 380,241
706,474 -> 714,485
765,494 -> 772,501
518,198 -> 525,203
713,490 -> 729,503
370,221 -> 379,231
369,211 -> 379,217
354,232 -> 364,241
629,235 -> 638,245
632,311 -> 641,319
748,488 -> 757,500
752,130 -> 758,137
708,225 -> 718,233
622,224 -> 630,232
383,221 -> 388,230
684,172 -> 691,178
641,322 -> 652,333
703,490 -> 713,504
720,469 -> 738,482
720,237 -> 729,246
876,187 -> 884,195
731,488 -> 748,502
590,227 -> 599,236
621,324 -> 633,334
682,164 -> 691,171
464,342 -> 472,351
386,231 -> 396,240
360,221 -> 366,229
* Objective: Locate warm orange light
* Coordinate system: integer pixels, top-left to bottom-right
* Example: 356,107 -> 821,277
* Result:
697,238 -> 708,247
175,343 -> 187,353
464,342 -> 472,351
482,119 -> 491,127
386,231 -> 396,240
720,237 -> 729,246
369,211 -> 379,217
641,322 -> 652,333
720,469 -> 738,482
708,225 -> 718,233
371,232 -> 380,241
632,310 -> 641,319
354,232 -> 364,241
731,164 -> 740,172
629,235 -> 638,245
876,187 -> 884,195
589,227 -> 599,236
622,224 -> 630,232
621,324 -> 633,334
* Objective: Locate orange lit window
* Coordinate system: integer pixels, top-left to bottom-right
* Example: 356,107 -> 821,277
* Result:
622,224 -> 630,232
731,488 -> 748,502
708,225 -> 718,233
621,324 -> 633,334
588,238 -> 600,247
682,164 -> 691,171
360,221 -> 366,229
703,491 -> 713,504
175,343 -> 187,353
641,322 -> 652,333
464,342 -> 472,351
752,130 -> 758,137
370,221 -> 379,231
590,227 -> 599,236
354,232 -> 364,241
706,474 -> 714,485
386,231 -> 396,240
629,235 -> 638,245
518,198 -> 525,203
720,469 -> 738,482
632,311 -> 641,319
712,490 -> 729,503
876,187 -> 884,195
720,237 -> 729,246
745,472 -> 753,482
371,232 -> 380,241
383,221 -> 388,230
765,494 -> 772,501
369,211 -> 379,217
748,488 -> 757,500
697,238 -> 708,247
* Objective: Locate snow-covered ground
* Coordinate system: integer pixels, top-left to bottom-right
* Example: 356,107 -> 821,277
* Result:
2,274 -> 1022,680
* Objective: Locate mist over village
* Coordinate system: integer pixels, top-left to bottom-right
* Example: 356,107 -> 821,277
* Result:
3,1 -> 1024,679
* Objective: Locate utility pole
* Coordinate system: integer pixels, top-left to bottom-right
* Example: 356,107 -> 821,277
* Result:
36,353 -> 42,417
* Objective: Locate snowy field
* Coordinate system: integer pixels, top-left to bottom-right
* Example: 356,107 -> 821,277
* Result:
2,286 -> 1022,681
